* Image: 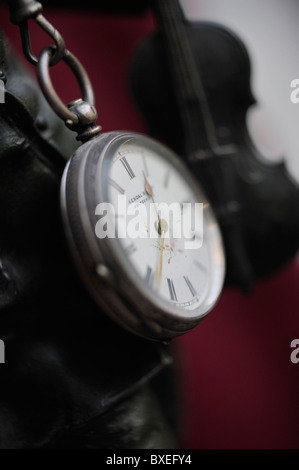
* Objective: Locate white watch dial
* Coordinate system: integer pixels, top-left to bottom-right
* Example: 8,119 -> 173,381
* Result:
105,140 -> 221,313
62,132 -> 225,340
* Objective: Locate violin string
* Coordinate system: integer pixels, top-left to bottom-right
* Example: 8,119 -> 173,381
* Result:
161,0 -> 220,154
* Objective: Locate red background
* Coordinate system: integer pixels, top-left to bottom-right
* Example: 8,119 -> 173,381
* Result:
1,6 -> 299,449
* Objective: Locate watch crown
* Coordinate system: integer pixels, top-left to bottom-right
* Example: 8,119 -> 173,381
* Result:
95,264 -> 114,284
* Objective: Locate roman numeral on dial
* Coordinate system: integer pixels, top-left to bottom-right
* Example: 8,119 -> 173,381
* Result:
142,154 -> 149,177
194,260 -> 207,274
108,178 -> 125,194
121,157 -> 135,179
184,276 -> 197,297
145,266 -> 154,287
124,244 -> 137,257
167,278 -> 178,302
164,169 -> 171,188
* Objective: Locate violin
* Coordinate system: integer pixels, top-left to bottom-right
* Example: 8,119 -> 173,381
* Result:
129,0 -> 299,291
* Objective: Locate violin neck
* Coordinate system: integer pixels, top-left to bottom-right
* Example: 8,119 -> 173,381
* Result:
152,0 -> 219,154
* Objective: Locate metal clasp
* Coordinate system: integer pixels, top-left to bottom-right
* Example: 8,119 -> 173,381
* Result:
8,0 -> 101,143
19,14 -> 66,66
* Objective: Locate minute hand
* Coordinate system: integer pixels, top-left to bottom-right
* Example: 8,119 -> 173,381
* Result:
143,172 -> 167,290
143,171 -> 161,225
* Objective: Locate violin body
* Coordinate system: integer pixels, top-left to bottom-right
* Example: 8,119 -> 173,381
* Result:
130,19 -> 299,290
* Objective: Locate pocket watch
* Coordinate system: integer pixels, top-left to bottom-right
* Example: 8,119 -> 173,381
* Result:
61,131 -> 225,341
9,0 -> 226,341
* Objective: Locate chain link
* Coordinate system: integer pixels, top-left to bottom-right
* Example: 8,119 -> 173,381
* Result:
19,14 -> 66,66
8,0 -> 101,142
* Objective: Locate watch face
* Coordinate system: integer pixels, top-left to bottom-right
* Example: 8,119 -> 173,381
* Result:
62,132 -> 225,340
97,134 -> 225,321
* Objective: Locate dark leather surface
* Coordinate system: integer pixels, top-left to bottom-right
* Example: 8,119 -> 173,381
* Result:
0,31 -> 175,449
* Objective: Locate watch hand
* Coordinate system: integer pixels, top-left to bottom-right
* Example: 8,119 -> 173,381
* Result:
143,171 -> 161,224
157,229 -> 165,290
143,171 -> 168,289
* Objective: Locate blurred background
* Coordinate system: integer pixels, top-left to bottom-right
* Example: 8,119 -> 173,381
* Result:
0,0 -> 299,449
183,0 -> 299,183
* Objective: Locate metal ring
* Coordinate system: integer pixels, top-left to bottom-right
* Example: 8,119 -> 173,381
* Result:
35,15 -> 66,66
37,46 -> 95,125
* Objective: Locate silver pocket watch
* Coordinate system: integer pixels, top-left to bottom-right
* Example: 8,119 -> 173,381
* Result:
10,0 -> 226,341
61,130 -> 225,341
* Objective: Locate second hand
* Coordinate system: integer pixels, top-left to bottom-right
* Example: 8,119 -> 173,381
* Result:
157,229 -> 165,290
